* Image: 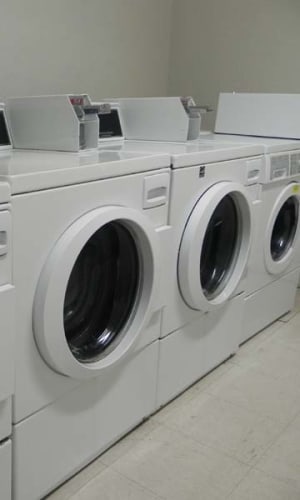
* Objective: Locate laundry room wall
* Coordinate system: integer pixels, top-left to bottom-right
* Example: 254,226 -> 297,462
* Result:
0,0 -> 173,100
168,0 -> 300,130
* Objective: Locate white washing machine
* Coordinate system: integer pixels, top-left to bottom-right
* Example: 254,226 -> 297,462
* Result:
0,149 -> 170,500
200,134 -> 300,341
99,139 -> 264,407
0,439 -> 11,500
0,181 -> 14,500
216,91 -> 300,291
202,95 -> 300,342
0,105 -> 14,500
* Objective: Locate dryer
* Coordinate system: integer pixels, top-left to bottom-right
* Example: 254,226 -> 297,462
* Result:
1,149 -> 170,500
99,139 -> 264,407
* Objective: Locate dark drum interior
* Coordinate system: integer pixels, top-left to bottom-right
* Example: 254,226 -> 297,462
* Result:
271,196 -> 298,261
64,221 -> 139,363
0,111 -> 10,146
200,194 -> 239,298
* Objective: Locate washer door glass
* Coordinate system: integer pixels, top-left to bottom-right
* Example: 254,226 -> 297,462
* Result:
270,196 -> 298,262
33,206 -> 158,379
64,221 -> 139,363
0,111 -> 10,146
200,194 -> 238,298
177,181 -> 251,312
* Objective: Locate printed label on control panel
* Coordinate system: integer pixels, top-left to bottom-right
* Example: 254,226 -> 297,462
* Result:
290,153 -> 300,176
199,165 -> 206,178
270,154 -> 289,181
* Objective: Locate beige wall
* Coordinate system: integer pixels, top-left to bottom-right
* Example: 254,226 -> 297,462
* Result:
0,0 -> 173,100
169,0 -> 300,129
4,0 -> 298,129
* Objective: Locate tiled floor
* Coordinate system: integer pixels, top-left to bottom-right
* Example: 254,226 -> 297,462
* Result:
49,294 -> 300,500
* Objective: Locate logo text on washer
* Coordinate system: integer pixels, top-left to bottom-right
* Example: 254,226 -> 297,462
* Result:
199,165 -> 206,178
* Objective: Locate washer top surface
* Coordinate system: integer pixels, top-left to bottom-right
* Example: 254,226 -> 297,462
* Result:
99,139 -> 264,168
201,133 -> 300,154
0,149 -> 170,194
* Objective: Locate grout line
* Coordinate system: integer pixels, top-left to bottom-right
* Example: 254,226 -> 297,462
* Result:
108,464 -> 168,500
224,462 -> 257,499
153,392 -> 288,467
223,397 -> 300,498
254,409 -> 300,472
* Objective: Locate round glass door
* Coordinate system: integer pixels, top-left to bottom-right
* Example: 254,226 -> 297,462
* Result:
33,206 -> 158,379
270,196 -> 298,262
264,184 -> 300,275
64,221 -> 140,363
200,194 -> 239,298
178,181 -> 251,312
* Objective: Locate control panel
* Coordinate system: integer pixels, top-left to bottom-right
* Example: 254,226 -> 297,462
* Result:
269,154 -> 289,181
290,152 -> 300,176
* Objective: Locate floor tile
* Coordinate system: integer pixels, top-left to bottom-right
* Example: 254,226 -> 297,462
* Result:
154,360 -> 234,421
47,458 -> 107,499
72,468 -> 163,500
268,319 -> 300,354
255,413 -> 300,490
287,309 -> 300,324
227,468 -> 300,500
155,392 -> 283,465
231,334 -> 300,383
153,388 -> 212,425
234,321 -> 282,363
112,424 -> 250,500
100,419 -> 160,467
278,310 -> 297,322
205,364 -> 300,425
187,360 -> 235,394
152,362 -> 234,427
282,311 -> 300,332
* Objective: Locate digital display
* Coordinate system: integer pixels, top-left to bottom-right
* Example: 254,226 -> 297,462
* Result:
0,111 -> 10,146
99,109 -> 123,139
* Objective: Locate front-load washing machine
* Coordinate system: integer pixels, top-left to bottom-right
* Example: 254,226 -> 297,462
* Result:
205,135 -> 300,342
215,91 -> 300,291
0,439 -> 11,500
99,139 -> 265,407
202,98 -> 300,341
0,180 -> 14,500
0,105 -> 14,500
0,149 -> 170,500
243,151 -> 300,341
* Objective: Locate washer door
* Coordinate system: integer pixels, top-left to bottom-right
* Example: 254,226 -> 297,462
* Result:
33,206 -> 159,379
178,182 -> 251,312
264,183 -> 300,275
